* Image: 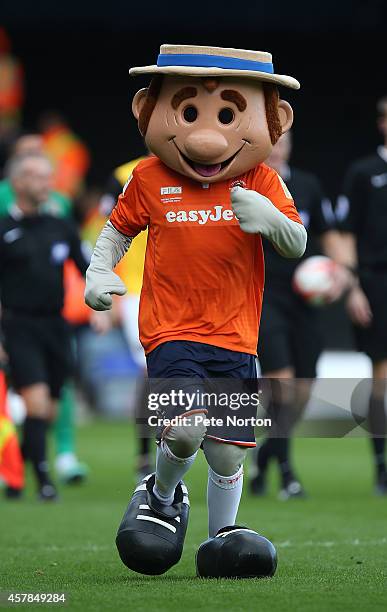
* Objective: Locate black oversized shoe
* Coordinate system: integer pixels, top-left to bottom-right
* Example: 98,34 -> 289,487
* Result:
116,473 -> 190,575
196,526 -> 277,579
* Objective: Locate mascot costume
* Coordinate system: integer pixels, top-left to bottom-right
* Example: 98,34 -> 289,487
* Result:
85,44 -> 305,577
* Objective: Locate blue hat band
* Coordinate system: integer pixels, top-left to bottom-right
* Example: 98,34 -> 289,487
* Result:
157,53 -> 274,74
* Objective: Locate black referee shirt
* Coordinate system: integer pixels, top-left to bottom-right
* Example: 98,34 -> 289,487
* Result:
337,148 -> 387,269
263,166 -> 334,288
0,207 -> 89,315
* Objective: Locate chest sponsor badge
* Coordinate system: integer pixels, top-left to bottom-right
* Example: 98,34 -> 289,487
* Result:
160,186 -> 183,203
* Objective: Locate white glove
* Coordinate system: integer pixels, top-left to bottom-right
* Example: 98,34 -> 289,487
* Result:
231,186 -> 307,258
85,221 -> 131,311
85,268 -> 127,311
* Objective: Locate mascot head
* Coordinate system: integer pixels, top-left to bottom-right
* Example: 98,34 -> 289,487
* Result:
129,44 -> 299,183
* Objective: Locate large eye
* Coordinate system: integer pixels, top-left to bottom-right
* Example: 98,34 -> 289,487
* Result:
218,107 -> 235,124
183,105 -> 198,122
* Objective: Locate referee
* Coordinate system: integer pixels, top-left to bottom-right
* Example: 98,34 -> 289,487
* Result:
0,152 -> 89,500
251,131 -> 350,499
337,95 -> 387,495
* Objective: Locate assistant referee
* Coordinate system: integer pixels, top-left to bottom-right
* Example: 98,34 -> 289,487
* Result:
0,152 -> 89,500
337,95 -> 387,495
252,131 -> 350,499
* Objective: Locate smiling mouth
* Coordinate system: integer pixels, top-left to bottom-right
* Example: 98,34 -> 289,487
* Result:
173,141 -> 246,178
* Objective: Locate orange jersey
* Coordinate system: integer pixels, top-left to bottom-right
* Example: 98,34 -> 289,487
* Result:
110,157 -> 302,355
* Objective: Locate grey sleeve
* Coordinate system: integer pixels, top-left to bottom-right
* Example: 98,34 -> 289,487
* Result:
84,221 -> 131,311
91,221 -> 132,270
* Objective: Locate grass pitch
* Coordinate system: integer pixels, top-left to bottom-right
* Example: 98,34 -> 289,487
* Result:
1,421 -> 387,611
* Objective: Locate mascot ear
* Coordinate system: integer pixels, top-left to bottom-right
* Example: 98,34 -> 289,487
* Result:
278,100 -> 293,133
132,88 -> 148,120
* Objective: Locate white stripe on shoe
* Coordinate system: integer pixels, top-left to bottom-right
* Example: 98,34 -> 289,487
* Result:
216,528 -> 258,538
138,504 -> 150,510
134,484 -> 147,492
136,515 -> 177,533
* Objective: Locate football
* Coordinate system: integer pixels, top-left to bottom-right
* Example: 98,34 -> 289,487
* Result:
292,256 -> 339,306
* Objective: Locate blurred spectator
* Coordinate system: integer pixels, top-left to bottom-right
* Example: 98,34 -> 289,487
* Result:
337,95 -> 387,495
0,28 -> 24,175
39,112 -> 90,199
100,156 -> 148,331
0,134 -> 71,217
76,186 -> 106,248
101,153 -> 152,477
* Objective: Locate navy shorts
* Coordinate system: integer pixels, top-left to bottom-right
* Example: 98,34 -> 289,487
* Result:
146,340 -> 258,447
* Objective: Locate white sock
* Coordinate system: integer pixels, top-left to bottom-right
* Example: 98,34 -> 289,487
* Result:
153,440 -> 197,505
207,466 -> 244,537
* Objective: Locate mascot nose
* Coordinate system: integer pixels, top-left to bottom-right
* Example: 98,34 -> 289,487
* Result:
184,130 -> 228,161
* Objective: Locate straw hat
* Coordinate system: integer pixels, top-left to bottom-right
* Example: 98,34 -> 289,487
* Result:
129,44 -> 300,90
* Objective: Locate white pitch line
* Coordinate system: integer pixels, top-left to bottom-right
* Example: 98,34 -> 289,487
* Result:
5,538 -> 386,555
42,544 -> 111,552
276,538 -> 387,548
